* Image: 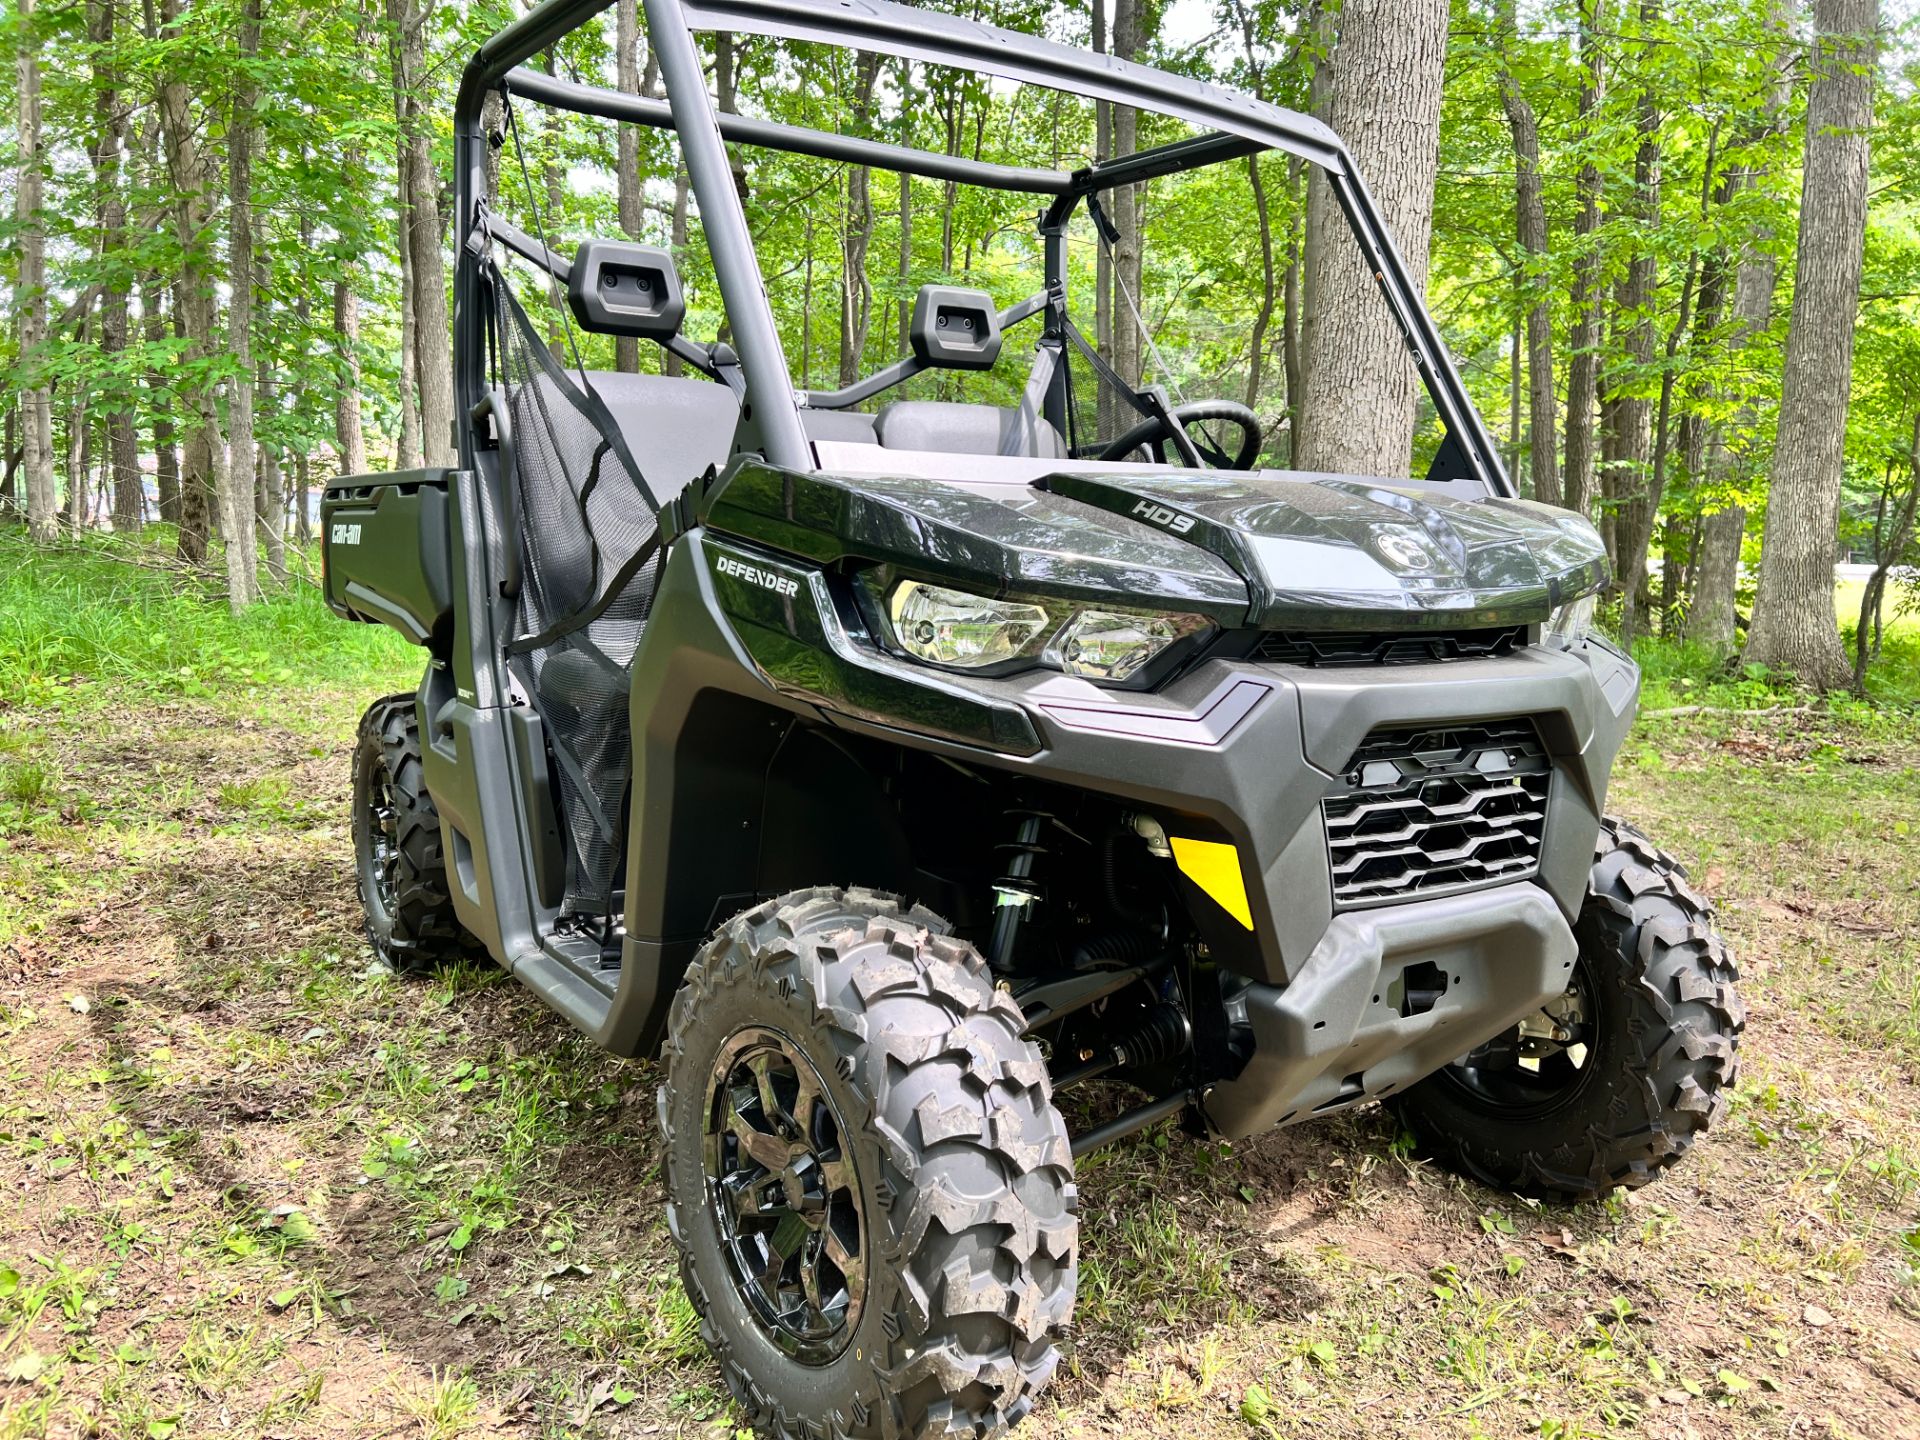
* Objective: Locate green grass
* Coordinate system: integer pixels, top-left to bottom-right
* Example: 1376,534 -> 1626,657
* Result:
1628,626 -> 1920,713
3,527 -> 1919,1436
0,527 -> 415,705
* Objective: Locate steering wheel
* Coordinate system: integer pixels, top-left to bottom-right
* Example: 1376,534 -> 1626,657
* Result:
1096,399 -> 1263,470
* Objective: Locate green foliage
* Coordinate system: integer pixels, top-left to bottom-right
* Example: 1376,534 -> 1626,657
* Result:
5,0 -> 1920,686
0,529 -> 414,703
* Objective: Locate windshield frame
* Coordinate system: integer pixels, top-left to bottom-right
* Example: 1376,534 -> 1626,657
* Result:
453,0 -> 1509,498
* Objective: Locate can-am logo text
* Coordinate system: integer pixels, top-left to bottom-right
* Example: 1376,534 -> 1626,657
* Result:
715,554 -> 799,597
1130,500 -> 1195,535
330,523 -> 362,546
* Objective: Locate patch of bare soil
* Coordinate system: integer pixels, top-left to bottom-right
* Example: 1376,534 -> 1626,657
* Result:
0,699 -> 1915,1439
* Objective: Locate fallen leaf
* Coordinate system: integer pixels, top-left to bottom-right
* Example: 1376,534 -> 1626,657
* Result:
4,1350 -> 48,1382
66,995 -> 90,1014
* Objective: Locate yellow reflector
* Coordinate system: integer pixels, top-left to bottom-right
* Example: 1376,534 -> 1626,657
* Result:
1169,837 -> 1253,930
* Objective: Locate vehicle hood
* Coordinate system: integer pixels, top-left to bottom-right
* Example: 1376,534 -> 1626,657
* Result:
1042,471 -> 1610,628
703,462 -> 1609,630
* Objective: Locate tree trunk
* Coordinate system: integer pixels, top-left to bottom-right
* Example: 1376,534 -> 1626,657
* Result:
898,59 -> 915,356
1496,0 -> 1558,505
390,0 -> 454,467
1689,506 -> 1746,650
1228,0 -> 1277,424
1688,3 -> 1791,654
294,452 -> 312,544
615,0 -> 643,374
1852,415 -> 1920,691
1092,0 -> 1114,436
1563,0 -> 1603,521
143,277 -> 180,523
15,0 -> 57,545
393,137 -> 424,471
1621,134 -> 1717,646
1109,0 -> 1147,393
1744,0 -> 1878,688
838,53 -> 883,389
87,0 -> 142,535
663,164 -> 691,375
1608,1 -> 1661,637
333,279 -> 368,476
1297,0 -> 1449,478
257,346 -> 286,585
2,408 -> 15,514
224,0 -> 263,610
158,0 -> 220,565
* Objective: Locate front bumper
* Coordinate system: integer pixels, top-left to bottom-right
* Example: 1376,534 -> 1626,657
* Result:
1202,882 -> 1576,1137
977,634 -> 1640,984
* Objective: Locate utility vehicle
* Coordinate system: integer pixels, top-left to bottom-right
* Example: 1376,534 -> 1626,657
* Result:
322,0 -> 1743,1432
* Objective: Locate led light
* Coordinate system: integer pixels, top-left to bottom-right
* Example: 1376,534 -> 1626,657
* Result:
1545,593 -> 1597,650
889,581 -> 1050,669
1050,609 -> 1200,682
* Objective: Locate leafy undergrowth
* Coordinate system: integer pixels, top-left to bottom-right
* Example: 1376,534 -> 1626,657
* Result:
1631,625 -> 1920,716
0,599 -> 1916,1437
0,528 -> 416,708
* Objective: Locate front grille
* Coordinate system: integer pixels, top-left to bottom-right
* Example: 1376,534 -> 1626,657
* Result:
1254,626 -> 1525,667
1322,719 -> 1550,907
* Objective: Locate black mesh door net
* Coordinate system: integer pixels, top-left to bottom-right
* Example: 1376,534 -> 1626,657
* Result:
489,267 -> 663,918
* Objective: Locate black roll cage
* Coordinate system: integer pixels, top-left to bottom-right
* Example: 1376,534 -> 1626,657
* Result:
452,0 -> 1510,497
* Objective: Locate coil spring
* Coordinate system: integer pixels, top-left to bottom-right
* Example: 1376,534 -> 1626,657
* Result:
1117,1004 -> 1190,1069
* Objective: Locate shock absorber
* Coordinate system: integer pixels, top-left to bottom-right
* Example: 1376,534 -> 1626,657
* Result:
1053,1003 -> 1192,1090
988,809 -> 1049,971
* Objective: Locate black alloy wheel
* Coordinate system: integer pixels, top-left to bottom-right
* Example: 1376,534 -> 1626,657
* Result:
704,1026 -> 867,1365
1438,962 -> 1596,1118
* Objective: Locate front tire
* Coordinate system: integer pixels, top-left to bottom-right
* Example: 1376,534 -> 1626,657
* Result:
660,887 -> 1076,1440
1390,817 -> 1744,1201
351,695 -> 470,974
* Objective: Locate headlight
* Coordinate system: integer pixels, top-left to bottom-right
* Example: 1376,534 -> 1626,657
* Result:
1047,609 -> 1209,682
885,579 -> 1209,682
889,581 -> 1050,669
1544,593 -> 1597,650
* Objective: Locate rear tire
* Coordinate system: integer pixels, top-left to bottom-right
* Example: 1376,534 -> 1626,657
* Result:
351,695 -> 471,975
660,887 -> 1076,1440
1390,816 -> 1744,1201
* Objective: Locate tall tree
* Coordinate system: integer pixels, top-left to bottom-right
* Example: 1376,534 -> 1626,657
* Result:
142,274 -> 181,522
157,0 -> 221,564
1687,7 -> 1793,653
1495,0 -> 1557,505
1297,0 -> 1449,477
88,0 -> 142,534
837,52 -> 884,388
615,0 -> 643,374
14,0 -> 57,543
1108,0 -> 1148,394
225,0 -> 264,608
1563,0 -> 1604,521
390,0 -> 454,467
1744,0 -> 1879,687
1605,0 -> 1662,621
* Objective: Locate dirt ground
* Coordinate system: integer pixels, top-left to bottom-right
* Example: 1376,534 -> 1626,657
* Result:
0,684 -> 1916,1440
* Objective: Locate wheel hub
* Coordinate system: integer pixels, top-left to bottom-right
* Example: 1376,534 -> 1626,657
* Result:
1443,963 -> 1596,1115
704,1027 -> 867,1365
366,769 -> 401,912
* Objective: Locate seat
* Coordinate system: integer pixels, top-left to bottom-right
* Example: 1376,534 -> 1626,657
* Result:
872,401 -> 1066,459
578,371 -> 741,494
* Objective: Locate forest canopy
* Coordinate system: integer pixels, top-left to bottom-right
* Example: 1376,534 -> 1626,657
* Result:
4,0 -> 1919,690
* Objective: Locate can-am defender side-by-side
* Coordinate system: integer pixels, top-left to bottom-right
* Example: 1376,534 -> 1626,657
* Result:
320,0 -> 1744,1433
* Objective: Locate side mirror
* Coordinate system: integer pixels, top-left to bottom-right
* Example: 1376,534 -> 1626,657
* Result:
909,285 -> 1001,372
567,239 -> 686,340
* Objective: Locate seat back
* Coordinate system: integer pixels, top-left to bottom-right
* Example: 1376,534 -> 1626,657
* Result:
873,400 -> 1066,458
576,371 -> 743,493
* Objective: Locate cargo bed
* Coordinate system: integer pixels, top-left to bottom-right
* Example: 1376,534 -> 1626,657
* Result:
320,468 -> 456,649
